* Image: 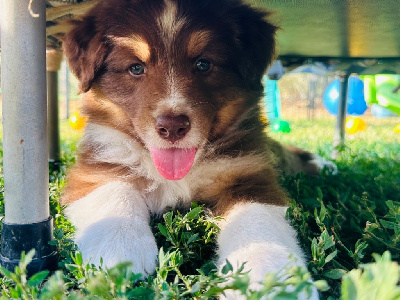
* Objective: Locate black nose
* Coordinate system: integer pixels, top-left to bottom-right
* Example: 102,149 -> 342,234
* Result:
156,114 -> 191,142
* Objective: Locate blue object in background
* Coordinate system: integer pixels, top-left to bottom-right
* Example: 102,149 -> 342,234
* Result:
323,76 -> 368,116
264,78 -> 281,122
371,104 -> 397,118
267,60 -> 285,80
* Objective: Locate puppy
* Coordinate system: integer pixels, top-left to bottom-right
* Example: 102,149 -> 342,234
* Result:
62,0 -> 330,297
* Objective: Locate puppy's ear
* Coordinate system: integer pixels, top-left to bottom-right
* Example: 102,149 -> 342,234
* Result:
63,16 -> 109,93
234,6 -> 277,90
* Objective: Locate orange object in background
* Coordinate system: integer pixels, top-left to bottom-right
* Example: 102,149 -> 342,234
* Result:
345,116 -> 366,134
69,111 -> 87,130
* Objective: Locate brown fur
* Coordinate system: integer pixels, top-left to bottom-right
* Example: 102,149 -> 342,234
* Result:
62,0 -> 319,216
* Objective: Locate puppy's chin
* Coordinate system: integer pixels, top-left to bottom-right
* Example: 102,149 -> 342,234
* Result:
149,147 -> 198,180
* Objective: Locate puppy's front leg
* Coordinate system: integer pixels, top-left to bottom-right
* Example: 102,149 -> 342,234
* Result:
64,181 -> 158,276
217,202 -> 318,299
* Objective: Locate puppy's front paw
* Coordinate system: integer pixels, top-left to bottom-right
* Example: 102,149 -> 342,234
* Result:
75,217 -> 158,277
216,203 -> 319,299
218,245 -> 319,300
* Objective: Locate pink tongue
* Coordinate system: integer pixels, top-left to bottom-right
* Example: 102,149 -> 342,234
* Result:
150,148 -> 197,180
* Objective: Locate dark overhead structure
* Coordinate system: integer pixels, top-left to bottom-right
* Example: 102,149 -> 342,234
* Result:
250,0 -> 400,62
44,0 -> 400,61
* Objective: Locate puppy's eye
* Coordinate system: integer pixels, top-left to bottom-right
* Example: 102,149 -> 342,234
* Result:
195,59 -> 211,72
129,64 -> 145,76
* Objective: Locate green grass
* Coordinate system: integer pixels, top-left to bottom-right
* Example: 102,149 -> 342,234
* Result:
0,117 -> 399,299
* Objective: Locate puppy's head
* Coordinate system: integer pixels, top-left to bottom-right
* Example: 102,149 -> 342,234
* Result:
63,0 -> 277,180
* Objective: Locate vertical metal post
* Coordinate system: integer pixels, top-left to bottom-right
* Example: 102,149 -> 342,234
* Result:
308,76 -> 316,120
0,0 -> 57,273
47,50 -> 63,163
331,73 -> 349,159
65,63 -> 71,119
48,71 -> 61,163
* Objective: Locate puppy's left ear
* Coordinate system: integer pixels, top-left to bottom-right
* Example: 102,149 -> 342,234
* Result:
235,6 -> 278,90
62,16 -> 109,93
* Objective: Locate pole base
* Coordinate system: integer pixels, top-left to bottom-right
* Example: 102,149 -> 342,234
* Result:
0,217 -> 58,275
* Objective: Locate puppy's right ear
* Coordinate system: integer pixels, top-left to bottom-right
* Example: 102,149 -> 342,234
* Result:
63,16 -> 109,93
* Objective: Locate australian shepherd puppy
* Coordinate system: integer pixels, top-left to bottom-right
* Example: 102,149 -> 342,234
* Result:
62,0 -> 332,298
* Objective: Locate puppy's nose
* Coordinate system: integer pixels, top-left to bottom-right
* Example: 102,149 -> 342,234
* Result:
156,114 -> 191,142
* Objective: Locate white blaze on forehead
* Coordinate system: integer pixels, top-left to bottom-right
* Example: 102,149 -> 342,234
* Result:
158,0 -> 186,43
156,0 -> 189,111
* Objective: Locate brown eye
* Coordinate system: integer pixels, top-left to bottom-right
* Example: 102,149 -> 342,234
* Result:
129,63 -> 145,75
195,59 -> 211,72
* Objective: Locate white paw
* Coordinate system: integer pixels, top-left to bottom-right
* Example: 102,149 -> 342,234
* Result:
218,245 -> 320,300
64,181 -> 158,277
220,288 -> 318,300
216,203 -> 320,299
219,243 -> 299,293
310,154 -> 338,175
219,288 -> 245,300
75,217 -> 158,277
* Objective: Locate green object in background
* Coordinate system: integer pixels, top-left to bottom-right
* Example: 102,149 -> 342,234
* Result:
363,75 -> 400,115
272,119 -> 291,133
363,75 -> 377,104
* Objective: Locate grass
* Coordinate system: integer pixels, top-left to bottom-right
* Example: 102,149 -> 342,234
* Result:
0,117 -> 400,299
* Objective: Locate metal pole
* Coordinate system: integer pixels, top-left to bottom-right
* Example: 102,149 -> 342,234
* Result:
331,73 -> 349,159
0,0 -> 57,273
47,50 -> 63,163
65,63 -> 71,119
48,71 -> 61,163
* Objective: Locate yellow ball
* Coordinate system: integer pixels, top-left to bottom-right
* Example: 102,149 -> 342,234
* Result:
345,117 -> 366,134
394,123 -> 400,133
69,111 -> 87,130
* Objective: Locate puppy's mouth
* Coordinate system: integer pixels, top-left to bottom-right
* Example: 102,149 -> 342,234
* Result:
150,147 -> 197,180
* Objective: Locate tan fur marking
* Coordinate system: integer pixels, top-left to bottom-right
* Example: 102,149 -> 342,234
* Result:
62,158 -> 153,205
194,155 -> 288,216
82,88 -> 134,135
196,155 -> 266,198
109,35 -> 151,62
62,163 -> 127,204
212,98 -> 246,137
187,30 -> 212,57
